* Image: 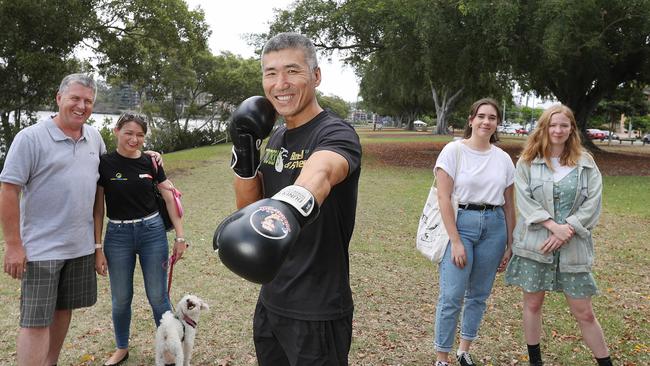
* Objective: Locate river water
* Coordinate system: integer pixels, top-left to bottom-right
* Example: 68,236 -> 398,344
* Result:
34,111 -> 120,128
33,111 -> 225,131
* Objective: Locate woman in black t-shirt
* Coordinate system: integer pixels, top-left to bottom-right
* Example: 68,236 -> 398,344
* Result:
94,112 -> 187,366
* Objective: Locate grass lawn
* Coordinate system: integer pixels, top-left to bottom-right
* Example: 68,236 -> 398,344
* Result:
0,133 -> 647,365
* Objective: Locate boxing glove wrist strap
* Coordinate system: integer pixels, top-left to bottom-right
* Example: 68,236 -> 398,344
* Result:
230,145 -> 260,180
272,185 -> 317,218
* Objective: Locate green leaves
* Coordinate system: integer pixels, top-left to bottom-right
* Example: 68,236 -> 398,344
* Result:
93,0 -> 263,152
0,0 -> 97,158
509,0 -> 650,135
267,0 -> 515,132
318,92 -> 351,119
267,0 -> 650,143
0,0 -> 268,158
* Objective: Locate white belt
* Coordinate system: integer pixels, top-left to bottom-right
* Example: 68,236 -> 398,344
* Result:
108,212 -> 159,224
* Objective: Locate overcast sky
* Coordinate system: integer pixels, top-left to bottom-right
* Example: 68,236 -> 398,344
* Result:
184,0 -> 361,102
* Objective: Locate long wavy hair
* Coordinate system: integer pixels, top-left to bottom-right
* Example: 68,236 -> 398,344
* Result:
520,104 -> 584,168
463,98 -> 501,143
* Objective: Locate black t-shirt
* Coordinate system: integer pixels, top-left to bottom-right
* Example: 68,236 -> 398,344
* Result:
98,152 -> 167,220
258,110 -> 362,321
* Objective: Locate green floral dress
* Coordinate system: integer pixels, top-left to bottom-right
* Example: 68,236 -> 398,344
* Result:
505,169 -> 598,298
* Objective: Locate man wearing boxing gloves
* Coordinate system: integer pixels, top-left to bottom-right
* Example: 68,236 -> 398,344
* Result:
215,32 -> 362,365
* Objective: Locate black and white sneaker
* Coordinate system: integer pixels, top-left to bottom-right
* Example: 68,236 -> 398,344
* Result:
456,351 -> 477,366
434,361 -> 450,366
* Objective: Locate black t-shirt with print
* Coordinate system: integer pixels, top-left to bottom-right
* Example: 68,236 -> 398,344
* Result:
98,152 -> 166,220
258,110 -> 362,321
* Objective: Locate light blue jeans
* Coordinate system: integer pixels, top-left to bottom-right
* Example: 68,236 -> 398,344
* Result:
104,214 -> 171,349
434,207 -> 507,352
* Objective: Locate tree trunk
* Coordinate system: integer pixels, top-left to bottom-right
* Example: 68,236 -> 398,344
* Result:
1,112 -> 12,152
555,81 -> 607,152
607,111 -> 617,146
393,115 -> 402,128
430,80 -> 463,135
406,111 -> 418,130
1,110 -> 20,155
565,96 -> 603,152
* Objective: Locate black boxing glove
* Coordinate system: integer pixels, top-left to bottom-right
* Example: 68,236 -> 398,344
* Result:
229,96 -> 276,179
213,185 -> 319,284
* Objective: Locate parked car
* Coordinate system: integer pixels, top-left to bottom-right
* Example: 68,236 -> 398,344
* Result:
643,133 -> 650,144
502,124 -> 523,134
514,128 -> 528,135
601,131 -> 619,140
586,129 -> 606,140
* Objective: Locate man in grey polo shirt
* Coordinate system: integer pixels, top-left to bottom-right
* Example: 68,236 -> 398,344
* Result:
0,73 -> 106,366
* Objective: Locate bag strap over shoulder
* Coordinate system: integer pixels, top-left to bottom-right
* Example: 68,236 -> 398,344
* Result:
150,156 -> 180,194
433,140 -> 462,188
151,155 -> 172,189
150,155 -> 160,182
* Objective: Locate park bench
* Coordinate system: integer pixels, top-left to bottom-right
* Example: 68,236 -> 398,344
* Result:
617,137 -> 637,144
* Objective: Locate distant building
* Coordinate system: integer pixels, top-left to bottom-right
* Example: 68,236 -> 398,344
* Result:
349,109 -> 368,123
118,84 -> 140,110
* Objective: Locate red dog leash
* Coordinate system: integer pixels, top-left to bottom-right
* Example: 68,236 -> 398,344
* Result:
166,253 -> 179,303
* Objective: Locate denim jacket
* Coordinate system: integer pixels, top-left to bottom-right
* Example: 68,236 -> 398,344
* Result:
512,153 -> 602,272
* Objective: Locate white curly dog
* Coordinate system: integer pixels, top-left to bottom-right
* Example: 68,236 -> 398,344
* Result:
155,294 -> 209,366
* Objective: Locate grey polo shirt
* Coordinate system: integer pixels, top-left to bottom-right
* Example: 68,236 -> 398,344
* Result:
0,117 -> 106,261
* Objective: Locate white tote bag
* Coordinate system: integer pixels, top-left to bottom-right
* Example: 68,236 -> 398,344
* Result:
416,142 -> 461,263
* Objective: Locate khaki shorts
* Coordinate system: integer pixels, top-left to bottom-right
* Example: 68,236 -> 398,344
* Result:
20,254 -> 97,327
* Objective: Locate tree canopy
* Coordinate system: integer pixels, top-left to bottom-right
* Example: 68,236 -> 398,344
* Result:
0,0 -> 268,156
317,92 -> 351,120
506,0 -> 650,144
268,0 -> 515,132
0,0 -> 96,151
267,0 -> 650,144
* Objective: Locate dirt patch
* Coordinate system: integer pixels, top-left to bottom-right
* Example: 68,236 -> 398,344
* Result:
365,132 -> 428,139
364,141 -> 650,176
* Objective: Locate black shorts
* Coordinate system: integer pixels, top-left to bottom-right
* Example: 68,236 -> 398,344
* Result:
253,301 -> 353,366
20,254 -> 97,327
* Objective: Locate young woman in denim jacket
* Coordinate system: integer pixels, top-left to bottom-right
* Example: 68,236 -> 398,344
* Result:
505,105 -> 612,366
434,98 -> 516,366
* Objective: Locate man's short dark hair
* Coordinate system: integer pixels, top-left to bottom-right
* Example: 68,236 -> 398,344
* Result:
262,32 -> 319,71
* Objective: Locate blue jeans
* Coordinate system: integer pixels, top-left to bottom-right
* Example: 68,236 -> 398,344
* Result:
434,207 -> 507,352
104,215 -> 171,349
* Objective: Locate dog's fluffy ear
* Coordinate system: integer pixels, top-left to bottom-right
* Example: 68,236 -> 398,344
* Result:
200,300 -> 210,311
